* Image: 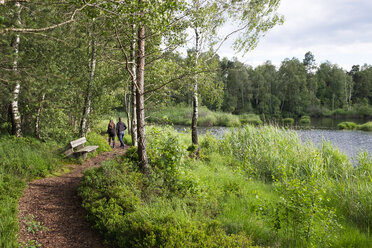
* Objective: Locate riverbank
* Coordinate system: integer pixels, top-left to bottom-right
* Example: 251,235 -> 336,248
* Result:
79,125 -> 372,248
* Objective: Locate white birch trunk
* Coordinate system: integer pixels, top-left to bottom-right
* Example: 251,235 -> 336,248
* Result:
80,24 -> 96,137
11,1 -> 22,137
191,27 -> 200,145
131,23 -> 138,146
35,93 -> 45,139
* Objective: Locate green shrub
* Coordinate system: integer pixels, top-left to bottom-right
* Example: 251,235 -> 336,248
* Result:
86,132 -> 112,154
146,126 -> 187,192
198,114 -> 217,127
299,115 -> 311,125
283,117 -> 294,125
79,159 -> 254,248
240,114 -> 263,126
357,122 -> 372,131
337,122 -> 357,130
216,113 -> 241,127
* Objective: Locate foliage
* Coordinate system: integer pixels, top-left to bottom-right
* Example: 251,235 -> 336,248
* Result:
283,117 -> 294,126
299,115 -> 311,125
357,121 -> 372,132
78,159 -> 254,247
240,114 -> 262,125
86,131 -> 112,154
79,125 -> 372,247
337,121 -> 357,130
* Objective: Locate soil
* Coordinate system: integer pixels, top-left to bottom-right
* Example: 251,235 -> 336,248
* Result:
18,141 -> 126,248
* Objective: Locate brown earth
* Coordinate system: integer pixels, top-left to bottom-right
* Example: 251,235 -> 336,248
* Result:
18,141 -> 126,248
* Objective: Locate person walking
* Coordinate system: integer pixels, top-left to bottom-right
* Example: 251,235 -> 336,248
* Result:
107,120 -> 116,148
116,117 -> 127,149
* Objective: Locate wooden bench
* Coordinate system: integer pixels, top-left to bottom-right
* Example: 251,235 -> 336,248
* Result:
65,137 -> 99,160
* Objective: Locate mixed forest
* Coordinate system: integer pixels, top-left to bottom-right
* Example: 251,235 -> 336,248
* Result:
1,0 -> 372,248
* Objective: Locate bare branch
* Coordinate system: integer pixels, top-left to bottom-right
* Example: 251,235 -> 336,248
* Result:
0,3 -> 90,35
114,26 -> 140,92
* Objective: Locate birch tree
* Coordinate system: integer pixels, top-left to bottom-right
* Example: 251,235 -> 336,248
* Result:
10,1 -> 22,137
186,0 -> 283,146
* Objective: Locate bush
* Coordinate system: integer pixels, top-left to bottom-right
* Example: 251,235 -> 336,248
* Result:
240,114 -> 263,126
198,114 -> 217,127
283,118 -> 294,126
299,115 -> 311,125
79,160 -> 254,248
86,132 -> 112,154
357,122 -> 372,132
337,122 -> 357,130
216,113 -> 241,127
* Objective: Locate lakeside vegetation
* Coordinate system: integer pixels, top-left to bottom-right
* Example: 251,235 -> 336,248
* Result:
0,133 -> 110,247
338,121 -> 372,131
148,105 -> 372,132
79,125 -> 372,247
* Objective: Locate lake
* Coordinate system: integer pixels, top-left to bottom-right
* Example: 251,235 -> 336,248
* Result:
174,126 -> 372,162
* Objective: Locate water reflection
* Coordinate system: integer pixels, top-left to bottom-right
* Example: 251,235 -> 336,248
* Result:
297,129 -> 372,162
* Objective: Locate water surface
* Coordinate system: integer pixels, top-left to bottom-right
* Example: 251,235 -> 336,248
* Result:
175,126 -> 372,161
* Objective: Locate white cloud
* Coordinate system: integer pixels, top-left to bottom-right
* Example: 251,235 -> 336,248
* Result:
217,0 -> 372,70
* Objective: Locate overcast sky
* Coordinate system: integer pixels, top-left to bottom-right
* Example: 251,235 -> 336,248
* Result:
216,0 -> 372,71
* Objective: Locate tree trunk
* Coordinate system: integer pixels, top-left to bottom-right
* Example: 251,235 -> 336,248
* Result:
131,23 -> 138,146
191,27 -> 200,145
136,22 -> 149,173
11,1 -> 22,137
35,92 -> 45,139
80,23 -> 96,137
124,90 -> 131,133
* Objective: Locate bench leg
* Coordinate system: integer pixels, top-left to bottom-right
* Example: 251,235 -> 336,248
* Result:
83,153 -> 87,160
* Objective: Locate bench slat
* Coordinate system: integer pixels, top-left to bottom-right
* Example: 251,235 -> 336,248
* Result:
70,137 -> 87,148
76,145 -> 99,153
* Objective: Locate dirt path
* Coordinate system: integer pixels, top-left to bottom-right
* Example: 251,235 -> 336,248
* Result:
18,142 -> 126,248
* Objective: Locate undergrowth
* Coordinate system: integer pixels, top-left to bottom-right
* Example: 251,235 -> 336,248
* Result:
79,125 -> 372,247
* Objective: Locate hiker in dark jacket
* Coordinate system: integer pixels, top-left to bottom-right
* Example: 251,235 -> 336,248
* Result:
116,117 -> 127,148
107,120 -> 116,148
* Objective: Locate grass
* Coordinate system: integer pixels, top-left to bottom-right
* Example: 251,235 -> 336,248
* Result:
79,124 -> 372,247
0,135 -> 62,247
0,131 -> 109,247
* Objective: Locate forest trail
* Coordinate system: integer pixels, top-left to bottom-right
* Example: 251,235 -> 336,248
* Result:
17,142 -> 127,248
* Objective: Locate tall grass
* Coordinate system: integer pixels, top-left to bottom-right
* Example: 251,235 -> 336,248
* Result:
0,131 -> 109,247
79,125 -> 372,247
0,135 -> 63,247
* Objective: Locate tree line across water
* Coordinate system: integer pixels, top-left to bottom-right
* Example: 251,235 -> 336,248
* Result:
167,52 -> 372,119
